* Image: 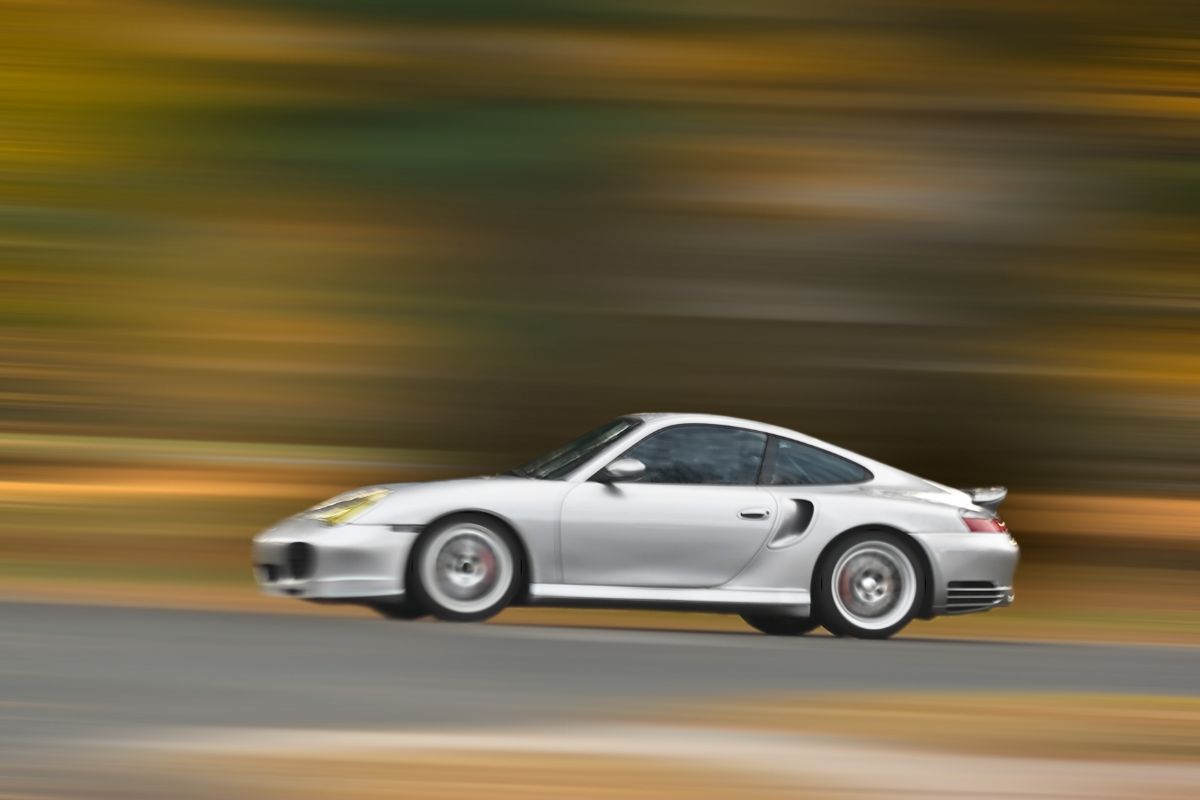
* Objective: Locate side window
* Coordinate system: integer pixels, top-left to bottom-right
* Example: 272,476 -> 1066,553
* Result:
624,425 -> 767,485
768,438 -> 871,485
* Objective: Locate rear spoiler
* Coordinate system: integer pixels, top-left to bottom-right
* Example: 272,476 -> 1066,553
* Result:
961,486 -> 1007,512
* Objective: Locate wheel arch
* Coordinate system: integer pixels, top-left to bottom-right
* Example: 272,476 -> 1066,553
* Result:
409,509 -> 534,604
812,524 -> 936,620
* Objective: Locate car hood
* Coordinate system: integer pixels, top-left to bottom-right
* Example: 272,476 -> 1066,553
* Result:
347,474 -> 555,527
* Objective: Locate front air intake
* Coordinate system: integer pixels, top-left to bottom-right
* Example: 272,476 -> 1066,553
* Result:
285,542 -> 316,580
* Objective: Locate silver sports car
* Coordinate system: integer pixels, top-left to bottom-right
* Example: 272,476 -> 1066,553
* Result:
253,413 -> 1017,638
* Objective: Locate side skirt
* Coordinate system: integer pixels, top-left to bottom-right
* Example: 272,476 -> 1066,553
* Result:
528,583 -> 810,614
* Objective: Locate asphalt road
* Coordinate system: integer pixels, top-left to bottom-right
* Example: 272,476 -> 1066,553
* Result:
3,600 -> 1198,754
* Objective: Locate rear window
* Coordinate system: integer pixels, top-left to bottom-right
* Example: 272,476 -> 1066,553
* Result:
766,438 -> 872,485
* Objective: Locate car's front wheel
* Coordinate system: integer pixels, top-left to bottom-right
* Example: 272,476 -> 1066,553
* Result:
815,531 -> 924,639
411,515 -> 522,622
740,613 -> 822,636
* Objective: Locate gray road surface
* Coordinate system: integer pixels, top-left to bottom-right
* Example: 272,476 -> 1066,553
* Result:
5,601 -> 1197,798
3,600 -> 1198,750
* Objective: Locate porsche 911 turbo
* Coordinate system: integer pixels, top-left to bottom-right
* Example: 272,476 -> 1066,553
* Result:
253,413 -> 1017,638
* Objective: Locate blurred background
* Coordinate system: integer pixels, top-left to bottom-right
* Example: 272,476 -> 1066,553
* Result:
4,0 -> 1197,634
3,2 -> 1199,797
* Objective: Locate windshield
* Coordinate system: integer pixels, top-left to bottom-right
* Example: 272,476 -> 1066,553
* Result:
512,417 -> 643,480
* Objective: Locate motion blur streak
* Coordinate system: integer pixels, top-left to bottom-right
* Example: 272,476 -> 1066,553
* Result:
1,1 -> 1197,797
5,0 -> 1197,477
3,0 -> 1196,608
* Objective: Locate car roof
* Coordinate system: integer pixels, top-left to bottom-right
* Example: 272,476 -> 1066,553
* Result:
627,412 -> 805,439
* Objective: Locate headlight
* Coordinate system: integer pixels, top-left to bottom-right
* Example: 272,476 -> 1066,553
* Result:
301,487 -> 391,526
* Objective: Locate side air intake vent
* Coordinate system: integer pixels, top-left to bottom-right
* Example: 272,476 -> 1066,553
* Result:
793,500 -> 814,533
769,500 -> 815,548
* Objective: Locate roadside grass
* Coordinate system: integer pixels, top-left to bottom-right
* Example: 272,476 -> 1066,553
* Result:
160,751 -> 816,800
97,693 -> 1200,800
670,692 -> 1200,762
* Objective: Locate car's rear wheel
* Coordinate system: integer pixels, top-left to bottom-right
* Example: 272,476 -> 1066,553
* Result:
740,613 -> 821,636
816,531 -> 924,640
411,515 -> 521,622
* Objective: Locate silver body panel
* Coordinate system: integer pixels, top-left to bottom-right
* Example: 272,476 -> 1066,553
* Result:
560,482 -> 777,586
912,532 -> 1020,613
253,518 -> 420,599
252,413 -> 1018,618
530,583 -> 809,613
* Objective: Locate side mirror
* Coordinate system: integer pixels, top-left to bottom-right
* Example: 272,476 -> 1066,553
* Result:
597,457 -> 646,483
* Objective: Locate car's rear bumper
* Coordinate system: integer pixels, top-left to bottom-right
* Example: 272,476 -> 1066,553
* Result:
911,532 -> 1019,616
251,518 -> 420,600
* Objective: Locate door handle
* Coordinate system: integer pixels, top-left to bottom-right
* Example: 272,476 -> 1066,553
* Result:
738,508 -> 771,520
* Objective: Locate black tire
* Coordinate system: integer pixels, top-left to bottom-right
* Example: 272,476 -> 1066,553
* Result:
410,514 -> 523,622
369,597 -> 427,620
740,613 -> 822,636
814,530 -> 924,640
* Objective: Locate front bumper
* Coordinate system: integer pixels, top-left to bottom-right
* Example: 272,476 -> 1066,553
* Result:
252,518 -> 421,600
911,532 -> 1019,616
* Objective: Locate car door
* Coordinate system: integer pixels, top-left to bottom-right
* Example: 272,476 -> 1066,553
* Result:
559,424 -> 778,587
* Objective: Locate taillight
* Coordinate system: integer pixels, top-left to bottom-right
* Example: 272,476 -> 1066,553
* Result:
960,509 -> 1008,533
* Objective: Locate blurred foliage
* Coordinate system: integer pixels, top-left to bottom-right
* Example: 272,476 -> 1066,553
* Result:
3,0 -> 1198,498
